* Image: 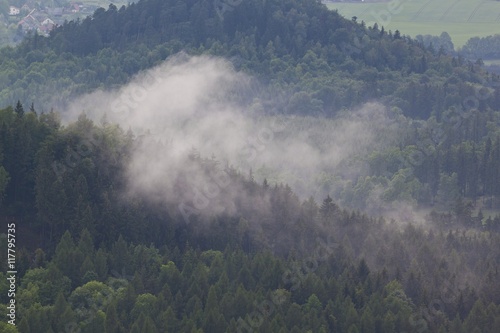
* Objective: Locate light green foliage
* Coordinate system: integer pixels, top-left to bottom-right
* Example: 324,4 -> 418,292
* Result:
131,293 -> 158,321
20,266 -> 71,305
69,281 -> 114,315
305,294 -> 322,313
0,321 -> 19,332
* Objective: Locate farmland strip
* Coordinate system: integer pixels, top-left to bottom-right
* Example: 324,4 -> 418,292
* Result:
440,0 -> 461,21
411,0 -> 434,22
467,2 -> 483,23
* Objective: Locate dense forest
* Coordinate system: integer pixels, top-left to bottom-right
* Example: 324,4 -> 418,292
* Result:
1,103 -> 500,333
1,0 -> 500,332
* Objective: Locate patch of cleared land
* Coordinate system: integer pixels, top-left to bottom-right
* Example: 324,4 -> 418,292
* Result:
325,0 -> 500,48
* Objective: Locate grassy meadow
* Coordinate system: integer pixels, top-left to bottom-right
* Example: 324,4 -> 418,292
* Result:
325,0 -> 500,48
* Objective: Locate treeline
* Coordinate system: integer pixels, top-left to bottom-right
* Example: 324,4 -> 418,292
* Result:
0,0 -> 499,120
460,34 -> 500,60
415,32 -> 455,56
283,105 -> 500,214
358,107 -> 500,211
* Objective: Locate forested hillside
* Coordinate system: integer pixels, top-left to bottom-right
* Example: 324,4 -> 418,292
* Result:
1,0 -> 500,332
1,0 -> 498,120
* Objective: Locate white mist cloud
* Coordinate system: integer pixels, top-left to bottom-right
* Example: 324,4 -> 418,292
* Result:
66,53 -> 405,218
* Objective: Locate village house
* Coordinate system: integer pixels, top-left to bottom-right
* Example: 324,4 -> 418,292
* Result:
18,15 -> 39,32
39,18 -> 56,35
9,6 -> 20,16
71,3 -> 81,13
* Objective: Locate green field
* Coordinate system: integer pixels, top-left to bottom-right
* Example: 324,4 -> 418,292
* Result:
484,59 -> 500,66
325,0 -> 500,47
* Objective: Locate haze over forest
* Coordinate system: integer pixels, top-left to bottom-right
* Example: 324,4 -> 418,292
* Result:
1,0 -> 500,332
